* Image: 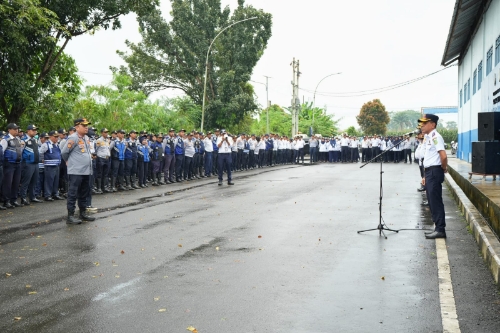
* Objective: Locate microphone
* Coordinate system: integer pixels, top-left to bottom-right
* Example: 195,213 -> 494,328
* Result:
404,129 -> 421,136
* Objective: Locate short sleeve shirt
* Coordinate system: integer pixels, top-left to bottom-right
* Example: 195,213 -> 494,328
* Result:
423,129 -> 445,168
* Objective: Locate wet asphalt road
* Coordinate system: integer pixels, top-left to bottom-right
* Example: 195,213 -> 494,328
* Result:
1,161 -> 500,333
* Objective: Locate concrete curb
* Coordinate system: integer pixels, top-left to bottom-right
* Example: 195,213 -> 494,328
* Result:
445,173 -> 500,284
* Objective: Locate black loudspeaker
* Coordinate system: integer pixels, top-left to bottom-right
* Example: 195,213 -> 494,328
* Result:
478,112 -> 500,141
472,142 -> 500,174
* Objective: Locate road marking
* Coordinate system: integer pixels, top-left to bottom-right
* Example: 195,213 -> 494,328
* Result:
436,238 -> 461,333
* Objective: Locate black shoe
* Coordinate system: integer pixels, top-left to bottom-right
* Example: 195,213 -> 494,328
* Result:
228,181 -> 234,185
45,197 -> 54,202
140,184 -> 146,188
417,186 -> 426,192
421,201 -> 429,206
425,231 -> 446,239
80,211 -> 96,222
0,205 -> 6,210
218,180 -> 222,186
31,198 -> 43,203
166,180 -> 172,184
67,212 -> 82,225
21,198 -> 30,206
3,202 -> 13,209
11,201 -> 23,207
53,195 -> 64,200
424,229 -> 435,235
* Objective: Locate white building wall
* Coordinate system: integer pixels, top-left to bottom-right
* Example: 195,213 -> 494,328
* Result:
457,0 -> 500,162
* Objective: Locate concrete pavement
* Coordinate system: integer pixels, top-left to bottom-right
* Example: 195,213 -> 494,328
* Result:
1,162 -> 500,332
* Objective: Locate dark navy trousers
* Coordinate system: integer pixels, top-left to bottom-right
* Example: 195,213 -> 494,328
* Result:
217,153 -> 232,182
67,174 -> 90,212
2,162 -> 21,203
44,165 -> 60,198
19,162 -> 39,200
425,167 -> 446,232
204,152 -> 213,176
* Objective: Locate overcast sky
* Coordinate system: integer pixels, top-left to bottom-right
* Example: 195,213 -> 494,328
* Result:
65,0 -> 459,130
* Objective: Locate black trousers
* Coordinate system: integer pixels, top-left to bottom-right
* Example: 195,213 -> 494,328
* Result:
341,146 -> 349,162
184,156 -> 193,178
111,159 -> 124,177
137,160 -> 149,185
163,154 -> 175,180
2,162 -> 21,203
19,162 -> 39,200
175,154 -> 184,179
124,158 -> 138,177
67,174 -> 90,212
96,157 -> 110,180
425,167 -> 446,232
217,153 -> 232,181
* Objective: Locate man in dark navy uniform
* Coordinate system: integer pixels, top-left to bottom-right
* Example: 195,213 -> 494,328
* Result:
1,123 -> 24,208
419,114 -> 448,239
19,125 -> 43,205
175,129 -> 186,182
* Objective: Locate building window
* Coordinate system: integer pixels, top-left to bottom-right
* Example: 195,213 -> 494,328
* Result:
478,61 -> 483,90
460,89 -> 462,107
486,47 -> 493,75
473,69 -> 477,95
496,35 -> 500,66
467,78 -> 470,101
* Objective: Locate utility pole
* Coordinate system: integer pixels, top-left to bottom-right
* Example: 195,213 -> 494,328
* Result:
264,75 -> 271,133
291,58 -> 300,137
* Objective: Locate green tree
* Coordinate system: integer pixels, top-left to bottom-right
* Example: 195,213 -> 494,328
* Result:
356,99 -> 390,135
118,0 -> 273,129
387,110 -> 420,131
345,126 -> 362,137
74,74 -> 201,133
251,105 -> 292,136
297,102 -> 339,136
0,0 -> 158,124
446,121 -> 457,130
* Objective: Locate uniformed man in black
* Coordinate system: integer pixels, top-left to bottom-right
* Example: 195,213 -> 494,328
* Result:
419,114 -> 448,239
19,125 -> 43,205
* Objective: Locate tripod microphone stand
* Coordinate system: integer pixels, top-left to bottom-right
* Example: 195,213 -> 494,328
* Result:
357,140 -> 403,239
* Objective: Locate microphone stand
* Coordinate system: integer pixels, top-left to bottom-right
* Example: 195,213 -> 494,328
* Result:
357,139 -> 404,239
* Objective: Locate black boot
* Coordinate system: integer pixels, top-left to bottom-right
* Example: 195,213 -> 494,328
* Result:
96,179 -> 103,194
125,176 -> 133,190
110,177 -> 117,192
67,211 -> 82,225
152,174 -> 159,186
118,176 -> 128,191
132,176 -> 141,189
158,174 -> 166,185
80,210 -> 96,222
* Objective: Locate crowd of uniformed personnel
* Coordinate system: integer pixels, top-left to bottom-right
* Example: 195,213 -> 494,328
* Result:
0,120 -> 315,223
308,133 -> 417,164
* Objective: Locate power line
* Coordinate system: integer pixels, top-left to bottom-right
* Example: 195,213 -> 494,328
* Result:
300,65 -> 457,98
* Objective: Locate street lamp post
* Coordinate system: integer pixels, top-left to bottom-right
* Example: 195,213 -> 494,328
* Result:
312,72 -> 342,129
200,17 -> 258,132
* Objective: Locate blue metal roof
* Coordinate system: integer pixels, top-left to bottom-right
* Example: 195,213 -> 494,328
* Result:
422,107 -> 458,114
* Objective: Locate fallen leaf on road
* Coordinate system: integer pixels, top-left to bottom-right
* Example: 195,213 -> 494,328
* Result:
94,262 -> 100,266
6,273 -> 11,277
381,276 -> 385,280
64,288 -> 69,291
28,291 -> 37,295
14,317 -> 21,321
215,247 -> 219,251
186,326 -> 198,333
258,235 -> 262,238
26,285 -> 31,288
154,297 -> 160,301
120,250 -> 125,254
42,243 -> 47,246
178,244 -> 183,248
158,308 -> 167,312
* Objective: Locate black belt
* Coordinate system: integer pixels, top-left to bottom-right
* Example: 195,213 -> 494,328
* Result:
425,165 -> 442,171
